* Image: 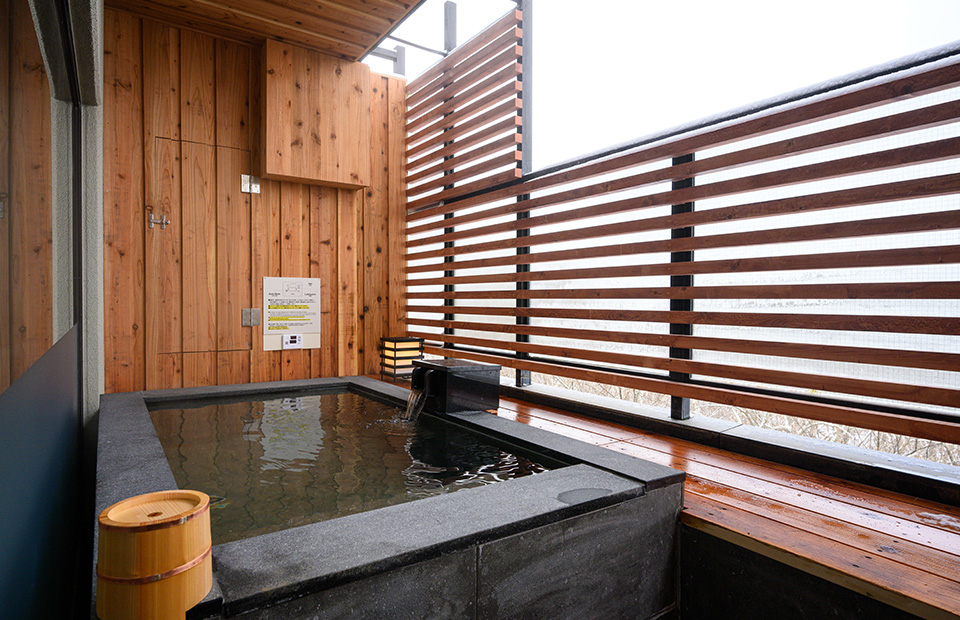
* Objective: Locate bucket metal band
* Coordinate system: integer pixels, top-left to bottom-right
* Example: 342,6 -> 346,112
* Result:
96,545 -> 211,585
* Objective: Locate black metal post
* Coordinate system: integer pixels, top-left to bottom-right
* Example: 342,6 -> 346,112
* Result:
669,154 -> 695,420
442,1 -> 457,347
515,0 -> 533,387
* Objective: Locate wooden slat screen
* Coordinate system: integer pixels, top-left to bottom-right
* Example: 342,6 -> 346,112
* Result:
406,51 -> 960,445
404,9 -> 523,211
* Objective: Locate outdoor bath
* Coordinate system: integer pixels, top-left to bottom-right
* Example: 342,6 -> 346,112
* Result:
94,375 -> 683,619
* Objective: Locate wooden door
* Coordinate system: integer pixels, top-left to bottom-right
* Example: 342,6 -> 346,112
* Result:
144,136 -> 253,389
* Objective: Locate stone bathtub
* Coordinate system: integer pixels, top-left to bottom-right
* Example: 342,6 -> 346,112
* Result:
94,376 -> 684,619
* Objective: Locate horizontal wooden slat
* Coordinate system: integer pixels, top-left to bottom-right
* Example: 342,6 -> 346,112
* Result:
408,97 -> 960,236
407,134 -> 960,242
409,245 -> 960,287
407,97 -> 522,160
422,346 -> 960,444
408,81 -> 521,147
407,47 -> 521,123
407,60 -> 960,222
407,10 -> 520,94
408,133 -> 522,183
407,115 -> 522,173
408,151 -> 522,197
408,281 -> 960,300
406,305 -> 960,336
406,168 -> 521,212
407,318 -> 960,371
409,331 -> 959,408
408,206 -> 960,265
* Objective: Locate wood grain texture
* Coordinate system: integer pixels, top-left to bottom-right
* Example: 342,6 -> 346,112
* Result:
181,30 -> 216,145
215,39 -> 252,150
250,179 -> 282,383
262,40 -> 371,188
145,137 -> 183,390
9,0 -> 52,382
181,142 -> 217,353
0,0 -> 10,391
102,0 -> 417,61
104,9 -> 145,393
217,350 -> 250,385
386,75 -> 407,336
313,185 -> 339,377
183,351 -> 217,388
337,189 -> 361,375
216,147 -> 252,352
143,20 -> 180,141
279,181 -> 310,380
363,75 -> 388,375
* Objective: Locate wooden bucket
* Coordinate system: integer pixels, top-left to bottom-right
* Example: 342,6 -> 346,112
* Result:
96,490 -> 212,620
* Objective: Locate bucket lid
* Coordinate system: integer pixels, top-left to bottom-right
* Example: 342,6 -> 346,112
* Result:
99,490 -> 209,532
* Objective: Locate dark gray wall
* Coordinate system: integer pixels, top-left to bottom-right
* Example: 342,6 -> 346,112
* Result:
0,328 -> 81,619
679,525 -> 922,620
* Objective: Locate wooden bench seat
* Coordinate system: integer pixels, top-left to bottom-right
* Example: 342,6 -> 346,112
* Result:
495,397 -> 960,620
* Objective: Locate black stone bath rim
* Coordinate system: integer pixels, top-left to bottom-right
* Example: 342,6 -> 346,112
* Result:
94,376 -> 684,618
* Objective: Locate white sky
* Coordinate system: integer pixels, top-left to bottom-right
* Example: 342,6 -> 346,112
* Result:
366,0 -> 960,170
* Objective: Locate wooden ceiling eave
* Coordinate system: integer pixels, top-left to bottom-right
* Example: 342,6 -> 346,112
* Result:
104,0 -> 420,61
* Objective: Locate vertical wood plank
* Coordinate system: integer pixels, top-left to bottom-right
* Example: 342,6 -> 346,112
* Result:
180,30 -> 215,145
216,147 -> 252,353
338,189 -> 360,376
280,181 -> 310,380
218,350 -> 250,386
142,20 -> 179,141
0,0 -> 11,391
215,39 -> 251,151
314,186 -> 338,378
363,74 -> 389,374
181,142 -> 217,353
309,186 -> 321,378
183,351 -> 217,388
103,9 -> 145,393
9,0 -> 52,382
250,179 -> 282,382
386,76 -> 407,336
144,137 -> 183,390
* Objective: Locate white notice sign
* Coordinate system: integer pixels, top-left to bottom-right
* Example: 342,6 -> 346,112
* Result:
262,277 -> 321,351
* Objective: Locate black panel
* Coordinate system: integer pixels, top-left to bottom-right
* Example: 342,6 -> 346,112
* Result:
0,328 -> 81,620
679,525 -> 922,620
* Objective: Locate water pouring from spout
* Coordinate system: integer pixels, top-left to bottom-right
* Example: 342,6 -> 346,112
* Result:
403,387 -> 427,422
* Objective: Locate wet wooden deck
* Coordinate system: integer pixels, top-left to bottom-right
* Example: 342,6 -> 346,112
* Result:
494,397 -> 960,620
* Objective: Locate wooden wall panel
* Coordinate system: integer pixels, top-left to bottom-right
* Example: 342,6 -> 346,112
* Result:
216,39 -> 252,151
0,0 -> 10,391
181,142 -> 218,354
216,147 -> 252,352
337,189 -> 360,376
143,21 -> 180,141
145,137 -> 183,390
104,12 -> 407,391
386,75 -> 407,336
314,186 -> 338,378
261,40 -> 371,188
250,179 -> 281,382
104,10 -> 145,393
280,181 -> 310,380
9,0 -> 52,381
181,30 -> 216,145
